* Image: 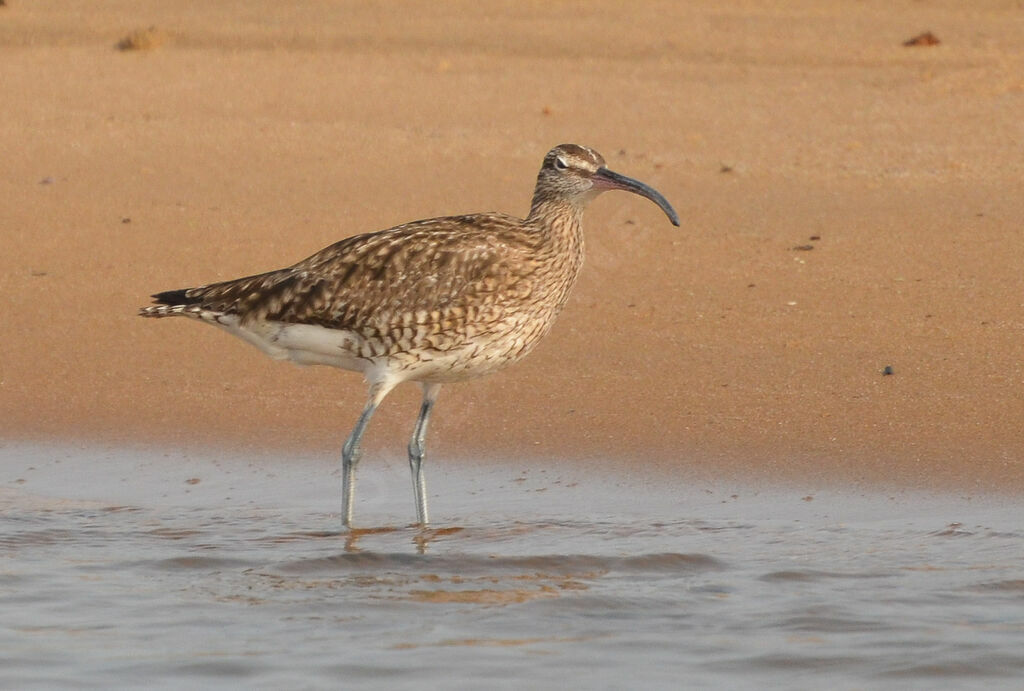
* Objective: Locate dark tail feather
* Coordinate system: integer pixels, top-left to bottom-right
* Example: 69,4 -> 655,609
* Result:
151,288 -> 199,306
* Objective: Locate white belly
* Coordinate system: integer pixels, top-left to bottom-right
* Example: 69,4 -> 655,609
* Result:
203,310 -> 545,386
212,315 -> 368,372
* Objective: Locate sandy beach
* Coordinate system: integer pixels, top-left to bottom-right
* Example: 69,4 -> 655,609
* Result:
2,0 -> 1024,492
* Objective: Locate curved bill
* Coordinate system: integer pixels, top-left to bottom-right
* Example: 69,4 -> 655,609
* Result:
592,167 -> 680,227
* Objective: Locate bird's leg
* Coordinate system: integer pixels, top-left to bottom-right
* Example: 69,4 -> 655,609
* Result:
341,382 -> 393,528
408,383 -> 441,526
340,402 -> 375,528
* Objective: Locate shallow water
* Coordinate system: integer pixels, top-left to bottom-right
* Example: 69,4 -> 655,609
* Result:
2,442 -> 1023,690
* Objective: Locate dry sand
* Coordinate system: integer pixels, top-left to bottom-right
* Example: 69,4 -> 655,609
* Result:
2,1 -> 1023,491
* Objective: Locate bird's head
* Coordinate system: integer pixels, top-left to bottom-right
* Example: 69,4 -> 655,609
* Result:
532,144 -> 680,226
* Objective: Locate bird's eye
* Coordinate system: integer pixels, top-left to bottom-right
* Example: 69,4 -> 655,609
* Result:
554,157 -> 568,171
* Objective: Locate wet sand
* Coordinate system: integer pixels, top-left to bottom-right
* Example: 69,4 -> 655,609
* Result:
3,442 -> 1024,688
2,1 -> 1024,492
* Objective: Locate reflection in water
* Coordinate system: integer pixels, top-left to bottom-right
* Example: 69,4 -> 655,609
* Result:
284,525 -> 465,554
290,525 -> 466,554
2,444 -> 1024,688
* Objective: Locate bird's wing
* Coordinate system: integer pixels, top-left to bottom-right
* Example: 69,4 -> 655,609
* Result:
156,214 -> 538,331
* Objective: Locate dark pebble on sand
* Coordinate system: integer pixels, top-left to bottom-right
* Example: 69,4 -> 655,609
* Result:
903,31 -> 940,47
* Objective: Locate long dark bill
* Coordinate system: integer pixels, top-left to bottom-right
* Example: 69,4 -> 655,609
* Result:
593,167 -> 680,227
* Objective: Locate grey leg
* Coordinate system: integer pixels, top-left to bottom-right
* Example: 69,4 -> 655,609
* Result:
408,383 -> 441,526
341,400 -> 376,528
341,382 -> 394,528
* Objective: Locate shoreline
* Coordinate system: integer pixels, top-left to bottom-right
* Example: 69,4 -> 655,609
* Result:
3,438 -> 1019,514
2,427 -> 1020,498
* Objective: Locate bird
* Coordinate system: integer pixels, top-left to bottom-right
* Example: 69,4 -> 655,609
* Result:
140,144 -> 679,527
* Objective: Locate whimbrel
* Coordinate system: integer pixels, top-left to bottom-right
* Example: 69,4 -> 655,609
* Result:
140,144 -> 679,527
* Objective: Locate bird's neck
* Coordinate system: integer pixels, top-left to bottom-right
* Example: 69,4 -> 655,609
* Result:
524,196 -> 586,317
526,197 -> 585,251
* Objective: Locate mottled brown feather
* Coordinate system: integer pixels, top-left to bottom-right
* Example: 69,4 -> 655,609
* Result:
192,214 -> 542,313
156,208 -> 580,369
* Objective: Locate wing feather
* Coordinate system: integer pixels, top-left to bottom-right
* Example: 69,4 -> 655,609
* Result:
160,214 -> 541,332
